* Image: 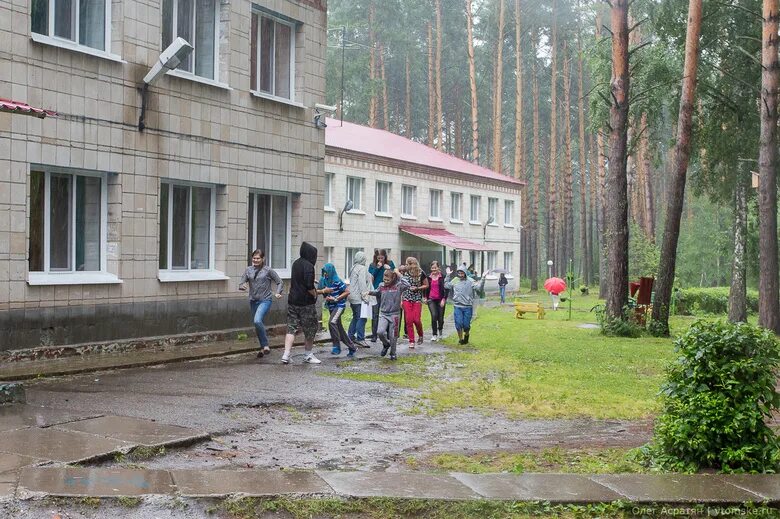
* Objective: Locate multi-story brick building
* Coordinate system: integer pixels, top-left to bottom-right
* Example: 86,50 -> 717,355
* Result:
0,0 -> 327,351
324,120 -> 524,290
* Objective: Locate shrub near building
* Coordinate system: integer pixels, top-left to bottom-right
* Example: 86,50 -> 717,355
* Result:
647,320 -> 780,473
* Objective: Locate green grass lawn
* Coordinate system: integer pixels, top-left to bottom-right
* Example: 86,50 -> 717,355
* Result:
330,292 -> 703,420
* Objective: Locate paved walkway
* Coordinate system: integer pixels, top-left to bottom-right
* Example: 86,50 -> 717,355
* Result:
0,404 -> 779,505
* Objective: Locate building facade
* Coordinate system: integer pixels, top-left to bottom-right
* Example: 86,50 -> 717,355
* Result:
324,121 -> 524,289
0,0 -> 327,351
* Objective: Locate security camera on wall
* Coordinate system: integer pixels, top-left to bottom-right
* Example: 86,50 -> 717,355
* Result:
313,103 -> 337,129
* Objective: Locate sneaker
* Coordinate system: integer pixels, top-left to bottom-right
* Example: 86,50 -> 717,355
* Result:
417,336 -> 424,345
256,350 -> 264,358
458,339 -> 466,345
346,348 -> 356,359
408,341 -> 415,349
463,335 -> 470,344
381,345 -> 389,357
389,354 -> 397,360
331,347 -> 341,355
359,340 -> 371,348
263,346 -> 271,354
432,335 -> 438,342
281,354 -> 290,364
304,354 -> 321,364
369,338 -> 377,343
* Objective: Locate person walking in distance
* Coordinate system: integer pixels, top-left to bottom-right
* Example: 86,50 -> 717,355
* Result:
365,268 -> 410,360
401,257 -> 428,348
498,273 -> 509,304
347,251 -> 372,348
239,249 -> 283,358
368,249 -> 395,342
282,242 -> 321,365
424,260 -> 447,342
318,263 -> 356,358
445,263 -> 486,345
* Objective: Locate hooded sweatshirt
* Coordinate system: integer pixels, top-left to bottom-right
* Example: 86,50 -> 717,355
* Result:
369,276 -> 411,315
318,263 -> 348,310
289,242 -> 318,306
348,251 -> 372,305
445,269 -> 486,308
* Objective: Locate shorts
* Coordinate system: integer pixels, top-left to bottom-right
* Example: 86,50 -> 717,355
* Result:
287,304 -> 318,341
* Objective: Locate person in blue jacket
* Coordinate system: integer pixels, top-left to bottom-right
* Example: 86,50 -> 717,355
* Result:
317,263 -> 356,358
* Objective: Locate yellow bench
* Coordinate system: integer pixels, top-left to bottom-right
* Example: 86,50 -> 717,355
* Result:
514,301 -> 545,319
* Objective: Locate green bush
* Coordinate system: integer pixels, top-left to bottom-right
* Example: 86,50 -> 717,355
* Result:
593,305 -> 643,338
648,320 -> 780,473
674,287 -> 759,316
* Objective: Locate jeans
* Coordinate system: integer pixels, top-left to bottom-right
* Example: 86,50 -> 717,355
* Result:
499,286 -> 506,304
250,298 -> 273,347
348,303 -> 367,341
402,300 -> 423,342
427,299 -> 446,336
453,306 -> 474,332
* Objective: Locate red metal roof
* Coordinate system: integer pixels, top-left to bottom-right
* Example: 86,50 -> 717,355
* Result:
0,98 -> 56,118
326,119 -> 523,187
400,225 -> 496,251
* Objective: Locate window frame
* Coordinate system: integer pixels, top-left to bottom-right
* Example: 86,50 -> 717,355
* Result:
487,251 -> 497,271
345,247 -> 364,277
375,180 -> 391,215
401,184 -> 417,218
488,197 -> 499,225
251,9 -> 297,103
503,251 -> 514,272
27,166 -> 120,286
450,192 -> 462,223
163,0 -> 221,82
324,173 -> 334,211
429,189 -> 442,220
248,190 -> 293,278
346,176 -> 363,212
504,199 -> 514,226
469,195 -> 481,224
158,180 -> 223,281
31,0 -> 113,56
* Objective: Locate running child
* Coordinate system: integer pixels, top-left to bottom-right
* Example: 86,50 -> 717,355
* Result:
317,263 -> 356,357
365,268 -> 410,360
444,263 -> 486,345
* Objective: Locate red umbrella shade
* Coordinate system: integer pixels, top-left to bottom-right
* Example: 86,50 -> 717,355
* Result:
544,277 -> 566,295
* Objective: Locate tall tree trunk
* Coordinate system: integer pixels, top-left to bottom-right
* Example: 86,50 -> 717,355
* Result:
651,0 -> 703,335
563,48 -> 574,271
379,44 -> 389,130
514,0 -> 523,181
640,113 -> 655,240
435,0 -> 444,151
466,0 -> 479,162
577,31 -> 589,284
427,22 -> 435,147
758,0 -> 780,333
405,54 -> 412,137
597,130 -> 608,298
547,0 -> 558,272
729,174 -> 748,323
493,0 -> 506,172
368,5 -> 377,128
455,96 -> 464,158
605,0 -> 630,320
531,33 -> 541,291
589,133 -> 598,285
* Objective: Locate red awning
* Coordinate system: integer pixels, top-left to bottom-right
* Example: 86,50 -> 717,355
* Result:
0,98 -> 56,118
400,225 -> 496,251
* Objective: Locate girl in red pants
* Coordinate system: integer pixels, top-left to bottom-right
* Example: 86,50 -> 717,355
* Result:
400,257 -> 429,348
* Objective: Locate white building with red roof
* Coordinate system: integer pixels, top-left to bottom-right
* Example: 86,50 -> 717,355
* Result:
324,119 -> 524,288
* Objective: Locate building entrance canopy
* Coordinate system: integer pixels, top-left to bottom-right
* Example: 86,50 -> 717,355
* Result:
399,225 -> 496,252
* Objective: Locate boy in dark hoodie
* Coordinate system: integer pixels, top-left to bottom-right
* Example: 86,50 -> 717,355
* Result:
365,267 -> 410,360
282,242 -> 321,364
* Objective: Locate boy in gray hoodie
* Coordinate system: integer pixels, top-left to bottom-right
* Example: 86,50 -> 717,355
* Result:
444,263 -> 486,344
366,268 -> 410,360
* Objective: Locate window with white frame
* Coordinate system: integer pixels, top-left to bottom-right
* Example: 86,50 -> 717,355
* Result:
504,200 -> 514,226
488,197 -> 498,224
451,192 -> 462,221
345,247 -> 364,276
250,10 -> 296,100
469,251 -> 477,269
376,181 -> 391,214
324,173 -> 333,209
487,251 -> 497,270
159,182 -> 215,271
346,176 -> 363,210
29,169 -> 105,273
401,185 -> 416,216
503,251 -> 513,272
324,246 -> 334,264
470,195 -> 481,223
429,189 -> 442,219
248,192 -> 291,272
161,0 -> 219,80
31,0 -> 111,51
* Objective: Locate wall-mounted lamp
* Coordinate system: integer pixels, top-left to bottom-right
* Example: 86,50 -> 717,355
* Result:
482,215 -> 495,240
138,37 -> 193,131
338,200 -> 354,231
